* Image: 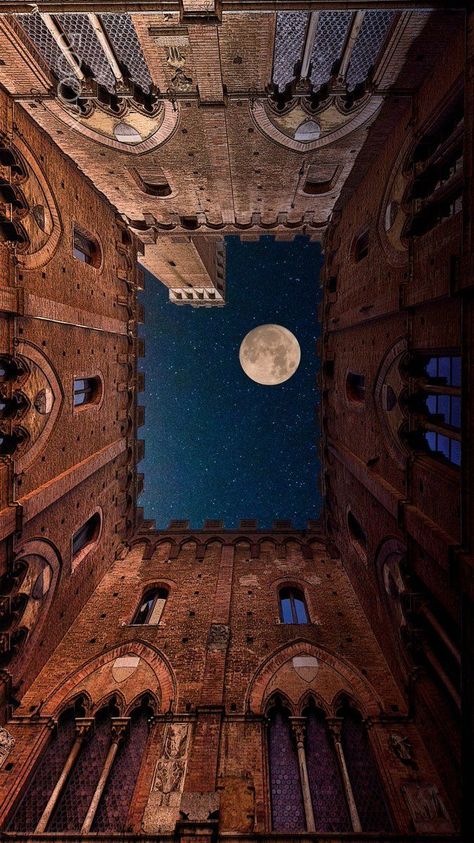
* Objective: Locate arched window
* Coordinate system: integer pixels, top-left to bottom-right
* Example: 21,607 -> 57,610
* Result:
268,699 -> 305,831
48,703 -> 116,832
91,699 -> 152,831
352,228 -> 369,262
73,377 -> 102,408
73,224 -> 100,267
7,704 -> 81,831
72,513 -> 101,559
346,372 -> 365,403
347,511 -> 367,552
0,428 -> 27,456
132,587 -> 168,625
305,701 -> 351,832
404,90 -> 463,238
339,703 -> 392,832
279,587 -> 308,624
401,353 -> 461,467
7,696 -> 153,833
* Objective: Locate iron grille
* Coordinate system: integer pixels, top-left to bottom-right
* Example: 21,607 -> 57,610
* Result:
100,14 -> 153,93
17,13 -> 67,81
346,11 -> 395,91
57,14 -> 116,92
272,12 -> 309,92
310,11 -> 352,90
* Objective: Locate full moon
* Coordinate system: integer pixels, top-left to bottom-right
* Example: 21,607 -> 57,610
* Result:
239,324 -> 301,385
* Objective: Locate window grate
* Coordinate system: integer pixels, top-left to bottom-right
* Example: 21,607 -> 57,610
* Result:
346,11 -> 395,91
272,12 -> 309,92
100,14 -> 153,93
310,11 -> 352,90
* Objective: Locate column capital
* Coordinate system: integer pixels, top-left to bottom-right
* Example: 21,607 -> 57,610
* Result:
327,716 -> 344,741
74,717 -> 94,739
111,716 -> 130,743
289,716 -> 307,746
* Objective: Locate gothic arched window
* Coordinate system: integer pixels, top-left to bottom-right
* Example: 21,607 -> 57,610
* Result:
339,703 -> 392,832
48,704 -> 115,832
268,700 -> 305,831
7,704 -> 81,832
91,700 -> 152,831
401,353 -> 461,467
304,701 -> 351,832
73,376 -> 102,408
279,587 -> 308,624
72,512 -> 101,560
132,587 -> 168,625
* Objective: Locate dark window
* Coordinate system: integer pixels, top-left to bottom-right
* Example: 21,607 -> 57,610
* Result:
91,701 -> 152,831
72,513 -> 101,558
339,704 -> 392,832
73,377 -> 101,408
7,708 -> 78,831
421,355 -> 461,466
73,226 -> 100,266
348,511 -> 367,551
132,587 -> 168,625
353,229 -> 369,262
305,701 -> 351,832
279,587 -> 308,624
48,707 -> 113,832
346,373 -> 365,403
268,701 -> 305,831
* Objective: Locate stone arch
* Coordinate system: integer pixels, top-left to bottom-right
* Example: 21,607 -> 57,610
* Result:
251,95 -> 383,153
13,340 -> 63,474
265,689 -> 296,716
4,132 -> 62,269
204,536 -> 225,547
298,689 -> 331,718
42,642 -> 177,717
5,538 -> 61,682
246,640 -> 385,718
45,98 -> 179,154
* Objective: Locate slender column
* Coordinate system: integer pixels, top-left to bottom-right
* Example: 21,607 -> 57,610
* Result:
327,717 -> 362,833
35,717 -> 93,833
81,717 -> 129,832
300,12 -> 320,80
41,14 -> 86,81
337,11 -> 366,82
289,717 -> 315,832
87,14 -> 124,83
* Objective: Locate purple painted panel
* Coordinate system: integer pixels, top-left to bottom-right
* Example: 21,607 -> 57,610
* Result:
92,707 -> 150,831
8,710 -> 76,831
48,710 -> 112,831
305,708 -> 351,831
268,708 -> 305,831
341,710 -> 393,832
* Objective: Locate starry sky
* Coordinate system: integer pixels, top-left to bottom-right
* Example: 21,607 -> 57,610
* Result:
138,235 -> 323,529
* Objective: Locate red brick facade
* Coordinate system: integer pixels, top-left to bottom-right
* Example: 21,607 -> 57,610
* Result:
0,4 -> 473,842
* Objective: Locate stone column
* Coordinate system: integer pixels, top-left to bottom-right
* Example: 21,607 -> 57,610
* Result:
35,717 -> 93,832
81,717 -> 129,833
289,717 -> 315,832
327,717 -> 362,833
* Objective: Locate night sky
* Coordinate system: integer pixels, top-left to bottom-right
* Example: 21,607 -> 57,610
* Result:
138,236 -> 323,529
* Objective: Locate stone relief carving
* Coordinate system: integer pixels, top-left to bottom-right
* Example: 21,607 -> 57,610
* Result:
402,782 -> 451,832
166,47 -> 193,93
0,726 -> 15,768
143,722 -> 191,832
389,732 -> 415,765
207,623 -> 229,651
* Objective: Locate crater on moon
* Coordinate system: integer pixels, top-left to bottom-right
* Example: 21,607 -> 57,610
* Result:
239,324 -> 301,385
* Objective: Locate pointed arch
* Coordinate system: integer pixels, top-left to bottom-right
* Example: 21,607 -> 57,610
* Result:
41,642 -> 177,716
246,640 -> 388,717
